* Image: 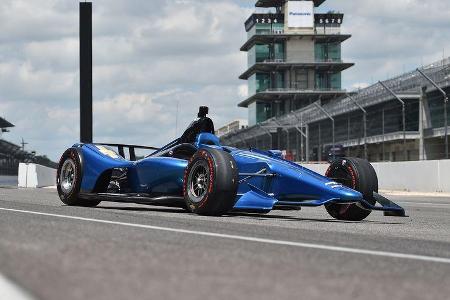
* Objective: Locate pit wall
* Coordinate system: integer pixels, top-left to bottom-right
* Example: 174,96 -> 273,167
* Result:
18,163 -> 56,188
16,160 -> 450,192
299,159 -> 450,193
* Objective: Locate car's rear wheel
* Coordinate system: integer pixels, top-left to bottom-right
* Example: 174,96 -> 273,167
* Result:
183,148 -> 238,216
325,157 -> 377,221
57,148 -> 100,207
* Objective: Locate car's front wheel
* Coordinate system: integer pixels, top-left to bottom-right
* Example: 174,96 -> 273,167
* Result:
57,148 -> 100,207
325,157 -> 378,221
183,148 -> 238,216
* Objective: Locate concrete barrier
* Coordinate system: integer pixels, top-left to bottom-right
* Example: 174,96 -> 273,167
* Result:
299,159 -> 450,193
14,159 -> 450,192
0,175 -> 18,186
300,163 -> 328,175
18,163 -> 56,188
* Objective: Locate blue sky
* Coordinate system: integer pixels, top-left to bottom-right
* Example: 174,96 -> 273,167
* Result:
0,0 -> 449,160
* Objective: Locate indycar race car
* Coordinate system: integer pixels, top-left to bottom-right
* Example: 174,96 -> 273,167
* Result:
57,106 -> 406,221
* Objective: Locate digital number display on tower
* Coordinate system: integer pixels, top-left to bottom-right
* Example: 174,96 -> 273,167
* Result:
315,14 -> 344,26
244,14 -> 284,32
287,0 -> 314,28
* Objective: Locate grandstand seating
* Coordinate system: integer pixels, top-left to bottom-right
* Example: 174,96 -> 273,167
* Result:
0,117 -> 56,175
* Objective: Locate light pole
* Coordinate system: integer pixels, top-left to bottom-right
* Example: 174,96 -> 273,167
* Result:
382,107 -> 385,161
274,119 -> 290,155
314,102 -> 335,161
293,113 -> 308,162
379,81 -> 407,160
258,124 -> 273,150
80,1 -> 93,143
238,133 -> 249,148
416,68 -> 449,159
346,93 -> 368,159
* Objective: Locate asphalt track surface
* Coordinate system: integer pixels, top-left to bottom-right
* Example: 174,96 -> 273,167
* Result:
0,188 -> 449,300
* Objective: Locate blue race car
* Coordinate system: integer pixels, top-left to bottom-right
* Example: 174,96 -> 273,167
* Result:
57,107 -> 406,221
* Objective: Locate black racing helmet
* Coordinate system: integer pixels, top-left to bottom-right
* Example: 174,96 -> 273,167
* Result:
180,106 -> 215,143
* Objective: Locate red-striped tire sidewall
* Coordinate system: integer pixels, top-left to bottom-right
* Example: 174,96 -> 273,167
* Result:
325,158 -> 377,221
183,149 -> 216,212
183,148 -> 238,216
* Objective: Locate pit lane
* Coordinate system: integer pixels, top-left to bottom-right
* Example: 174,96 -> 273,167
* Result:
0,188 -> 449,300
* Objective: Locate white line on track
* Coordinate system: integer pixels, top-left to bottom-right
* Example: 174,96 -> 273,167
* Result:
0,272 -> 36,300
1,207 -> 450,265
398,201 -> 450,207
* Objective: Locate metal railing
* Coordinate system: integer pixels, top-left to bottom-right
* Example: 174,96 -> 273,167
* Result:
260,58 -> 344,63
262,58 -> 285,63
255,29 -> 285,35
252,29 -> 347,36
261,87 -> 346,93
314,58 -> 344,63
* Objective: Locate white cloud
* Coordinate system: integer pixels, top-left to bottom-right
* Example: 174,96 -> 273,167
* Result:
320,0 -> 450,87
0,0 -> 249,159
0,61 -> 77,101
0,1 -> 77,43
238,84 -> 248,98
351,83 -> 369,90
95,93 -> 168,125
23,38 -> 78,71
1,0 -> 449,160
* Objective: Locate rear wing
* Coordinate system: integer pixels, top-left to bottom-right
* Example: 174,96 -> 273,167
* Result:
93,143 -> 159,161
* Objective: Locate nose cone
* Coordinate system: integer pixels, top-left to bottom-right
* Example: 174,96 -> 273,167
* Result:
334,186 -> 363,201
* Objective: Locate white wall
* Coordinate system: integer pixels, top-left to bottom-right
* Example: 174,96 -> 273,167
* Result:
300,163 -> 328,175
299,160 -> 450,193
16,160 -> 450,192
18,163 -> 56,188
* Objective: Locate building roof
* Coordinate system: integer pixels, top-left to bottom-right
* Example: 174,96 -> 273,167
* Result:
239,61 -> 354,80
238,89 -> 348,107
223,93 -> 421,144
216,119 -> 249,137
0,117 -> 14,129
255,0 -> 326,8
240,33 -> 351,52
224,57 -> 450,145
0,139 -> 26,160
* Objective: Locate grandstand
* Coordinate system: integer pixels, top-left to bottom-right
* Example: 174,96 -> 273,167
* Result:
0,117 -> 56,175
221,57 -> 450,162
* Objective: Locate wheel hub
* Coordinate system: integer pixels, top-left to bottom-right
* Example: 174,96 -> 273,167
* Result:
60,159 -> 76,194
188,161 -> 210,202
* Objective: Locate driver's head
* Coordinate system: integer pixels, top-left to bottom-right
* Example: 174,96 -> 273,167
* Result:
198,106 -> 209,118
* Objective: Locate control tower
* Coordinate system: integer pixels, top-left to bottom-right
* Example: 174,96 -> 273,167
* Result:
240,0 -> 353,125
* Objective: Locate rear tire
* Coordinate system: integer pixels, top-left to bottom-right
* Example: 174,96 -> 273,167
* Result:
325,157 -> 377,221
183,148 -> 238,216
57,148 -> 101,207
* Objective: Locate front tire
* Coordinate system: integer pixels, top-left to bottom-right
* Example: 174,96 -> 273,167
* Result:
183,148 -> 238,216
57,148 -> 100,207
325,157 -> 378,221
